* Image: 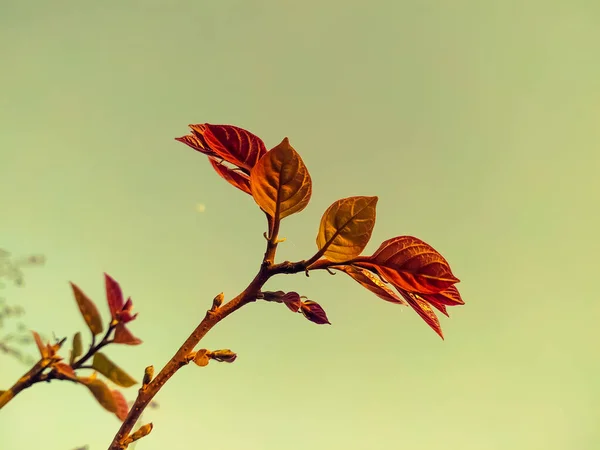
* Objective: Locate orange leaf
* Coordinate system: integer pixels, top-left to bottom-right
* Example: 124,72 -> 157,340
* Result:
208,158 -> 252,194
356,236 -> 459,294
316,196 -> 378,263
250,138 -> 312,220
338,265 -> 407,305
53,362 -> 77,379
82,377 -> 117,414
399,291 -> 444,339
191,124 -> 267,170
31,331 -> 48,358
70,282 -> 104,336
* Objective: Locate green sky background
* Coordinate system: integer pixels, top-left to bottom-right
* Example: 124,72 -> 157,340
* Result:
1,1 -> 599,449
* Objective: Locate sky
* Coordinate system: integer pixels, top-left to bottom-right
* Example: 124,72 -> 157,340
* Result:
1,1 -> 599,449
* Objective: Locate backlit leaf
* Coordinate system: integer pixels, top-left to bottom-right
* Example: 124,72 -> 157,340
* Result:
192,124 -> 267,170
92,352 -> 137,387
338,265 -> 407,305
70,283 -> 104,336
112,389 -> 129,421
316,196 -> 378,263
399,291 -> 444,339
356,236 -> 459,294
69,332 -> 83,365
208,158 -> 252,194
82,377 -> 117,414
250,138 -> 312,220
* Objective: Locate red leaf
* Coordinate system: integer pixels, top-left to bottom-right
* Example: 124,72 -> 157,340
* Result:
208,158 -> 252,194
174,133 -> 213,156
112,390 -> 129,421
113,323 -> 142,345
420,295 -> 449,317
105,273 -> 124,319
338,265 -> 408,305
420,285 -> 464,306
199,124 -> 267,170
399,291 -> 444,339
300,300 -> 331,325
281,291 -> 302,312
356,236 -> 459,294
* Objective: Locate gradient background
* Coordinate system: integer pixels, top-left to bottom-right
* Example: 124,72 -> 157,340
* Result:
1,1 -> 599,449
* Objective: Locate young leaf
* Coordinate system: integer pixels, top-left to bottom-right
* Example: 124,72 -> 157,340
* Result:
193,349 -> 210,367
105,273 -> 125,319
420,285 -> 464,306
69,332 -> 83,365
82,377 -> 117,414
208,158 -> 252,194
209,349 -> 237,363
250,138 -> 312,220
53,362 -> 77,380
300,300 -> 331,325
31,330 -> 48,358
70,282 -> 104,336
113,323 -> 142,345
338,265 -> 407,305
191,124 -> 267,170
356,236 -> 459,294
112,389 -> 129,421
399,291 -> 444,339
316,196 -> 378,262
92,352 -> 137,387
281,291 -> 302,312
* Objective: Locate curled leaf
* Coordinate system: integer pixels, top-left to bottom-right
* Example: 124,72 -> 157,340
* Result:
316,196 -> 378,263
356,236 -> 459,294
69,332 -> 83,365
209,349 -> 237,363
70,283 -> 104,336
193,349 -> 210,367
338,265 -> 407,305
92,353 -> 137,387
250,138 -> 312,220
300,300 -> 331,325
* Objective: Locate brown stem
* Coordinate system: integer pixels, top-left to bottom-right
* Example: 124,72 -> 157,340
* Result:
0,358 -> 52,408
107,249 -> 356,447
107,269 -> 268,449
